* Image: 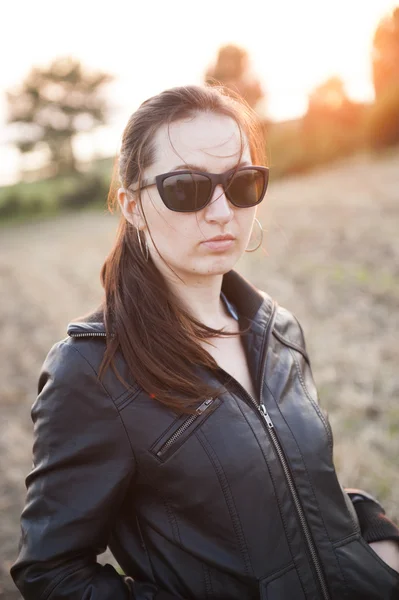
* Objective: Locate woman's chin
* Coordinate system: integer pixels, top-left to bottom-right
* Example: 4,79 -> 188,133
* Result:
192,254 -> 239,276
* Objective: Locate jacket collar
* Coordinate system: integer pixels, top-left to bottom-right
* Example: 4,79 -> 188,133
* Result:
67,269 -> 273,338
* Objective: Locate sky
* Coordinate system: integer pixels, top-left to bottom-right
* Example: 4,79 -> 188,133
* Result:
0,0 -> 397,185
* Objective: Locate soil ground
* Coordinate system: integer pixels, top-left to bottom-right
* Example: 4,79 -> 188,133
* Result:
1,149 -> 398,598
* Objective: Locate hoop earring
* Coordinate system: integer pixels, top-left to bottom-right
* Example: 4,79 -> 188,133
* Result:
136,228 -> 149,261
245,218 -> 263,252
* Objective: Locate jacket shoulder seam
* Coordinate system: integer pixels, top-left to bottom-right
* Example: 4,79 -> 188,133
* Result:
57,341 -> 137,461
63,337 -> 139,404
274,309 -> 308,356
273,329 -> 309,361
59,340 -> 114,404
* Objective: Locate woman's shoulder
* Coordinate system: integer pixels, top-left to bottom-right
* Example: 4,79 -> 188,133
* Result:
40,306 -> 135,406
38,336 -> 137,418
39,337 -> 107,399
258,288 -> 309,358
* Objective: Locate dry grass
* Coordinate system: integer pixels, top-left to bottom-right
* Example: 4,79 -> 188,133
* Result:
1,148 -> 398,598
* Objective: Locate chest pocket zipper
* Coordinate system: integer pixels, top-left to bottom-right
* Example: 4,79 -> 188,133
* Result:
153,398 -> 217,459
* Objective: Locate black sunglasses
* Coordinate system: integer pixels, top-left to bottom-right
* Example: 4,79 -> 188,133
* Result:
129,165 -> 269,213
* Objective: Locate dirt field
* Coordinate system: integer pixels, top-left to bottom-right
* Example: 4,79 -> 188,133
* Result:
1,149 -> 398,598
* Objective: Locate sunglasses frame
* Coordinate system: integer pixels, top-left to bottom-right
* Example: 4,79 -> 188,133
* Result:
129,165 -> 269,213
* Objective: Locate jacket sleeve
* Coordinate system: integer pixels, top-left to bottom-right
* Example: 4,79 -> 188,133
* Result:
10,341 -> 180,600
344,489 -> 399,545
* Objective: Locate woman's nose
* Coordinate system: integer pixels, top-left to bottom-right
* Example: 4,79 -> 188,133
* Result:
204,185 -> 233,223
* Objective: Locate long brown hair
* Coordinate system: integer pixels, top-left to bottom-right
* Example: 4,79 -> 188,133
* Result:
99,85 -> 265,413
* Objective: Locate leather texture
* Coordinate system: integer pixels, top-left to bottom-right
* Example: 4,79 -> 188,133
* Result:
10,270 -> 399,599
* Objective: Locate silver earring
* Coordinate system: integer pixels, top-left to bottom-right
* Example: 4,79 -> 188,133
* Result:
245,218 -> 263,252
136,228 -> 149,261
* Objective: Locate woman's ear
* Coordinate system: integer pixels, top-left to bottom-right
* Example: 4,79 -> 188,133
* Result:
118,188 -> 144,229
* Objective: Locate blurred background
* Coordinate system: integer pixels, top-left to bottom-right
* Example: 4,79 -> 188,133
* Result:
1,0 -> 399,597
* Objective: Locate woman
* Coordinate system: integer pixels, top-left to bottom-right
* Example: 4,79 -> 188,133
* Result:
10,85 -> 399,599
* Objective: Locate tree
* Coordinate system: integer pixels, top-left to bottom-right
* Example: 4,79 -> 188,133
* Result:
307,77 -> 348,114
205,45 -> 265,113
304,76 -> 363,130
372,7 -> 399,98
368,7 -> 399,148
6,56 -> 113,176
302,76 -> 365,159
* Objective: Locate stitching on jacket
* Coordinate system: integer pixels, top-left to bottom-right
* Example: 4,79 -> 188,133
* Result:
341,490 -> 361,533
202,563 -> 214,599
61,342 -> 138,469
41,559 -> 94,600
196,429 -> 255,578
134,461 -> 184,549
333,544 -> 351,598
256,300 -> 278,386
67,338 -> 137,405
117,386 -> 142,411
266,375 -> 335,546
135,514 -> 158,584
279,415 -> 336,560
261,561 -> 296,584
113,384 -> 139,406
260,561 -> 295,583
273,330 -> 310,363
263,378 -> 337,560
332,532 -> 360,548
289,348 -> 333,454
231,394 -> 307,594
163,498 -> 182,545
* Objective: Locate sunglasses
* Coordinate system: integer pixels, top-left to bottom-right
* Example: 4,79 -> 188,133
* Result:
129,165 -> 269,213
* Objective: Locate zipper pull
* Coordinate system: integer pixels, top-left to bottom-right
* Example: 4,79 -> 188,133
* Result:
260,404 -> 274,428
196,397 -> 214,415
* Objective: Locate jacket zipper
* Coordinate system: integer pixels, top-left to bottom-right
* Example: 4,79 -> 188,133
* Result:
258,402 -> 330,600
228,302 -> 331,600
156,398 -> 215,457
69,332 -> 107,337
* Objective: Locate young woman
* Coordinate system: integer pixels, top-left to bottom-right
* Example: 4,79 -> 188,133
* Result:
11,85 -> 399,599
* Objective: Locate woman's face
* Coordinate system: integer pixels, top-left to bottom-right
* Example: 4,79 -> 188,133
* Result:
120,111 -> 257,283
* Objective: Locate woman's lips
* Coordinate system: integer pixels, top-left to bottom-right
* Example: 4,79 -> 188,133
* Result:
201,239 -> 235,251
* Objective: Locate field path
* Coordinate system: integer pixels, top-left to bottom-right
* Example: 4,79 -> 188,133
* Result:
1,150 -> 398,598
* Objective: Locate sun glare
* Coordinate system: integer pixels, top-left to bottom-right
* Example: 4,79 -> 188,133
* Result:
0,0 -> 397,184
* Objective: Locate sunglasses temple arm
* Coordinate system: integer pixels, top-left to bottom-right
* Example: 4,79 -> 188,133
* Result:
128,177 -> 157,193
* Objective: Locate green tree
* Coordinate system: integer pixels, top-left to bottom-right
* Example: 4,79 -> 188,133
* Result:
205,45 -> 265,113
6,56 -> 113,176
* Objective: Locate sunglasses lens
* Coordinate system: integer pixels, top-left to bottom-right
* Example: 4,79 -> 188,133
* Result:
161,173 -> 212,212
227,169 -> 267,207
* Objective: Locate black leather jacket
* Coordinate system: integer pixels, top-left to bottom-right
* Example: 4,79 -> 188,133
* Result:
11,271 -> 399,599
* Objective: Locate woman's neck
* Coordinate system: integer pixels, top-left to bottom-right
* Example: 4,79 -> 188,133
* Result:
166,273 -> 230,330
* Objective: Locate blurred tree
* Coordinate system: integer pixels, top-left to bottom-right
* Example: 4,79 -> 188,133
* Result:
302,76 -> 365,160
368,7 -> 399,148
372,6 -> 399,99
304,76 -> 363,132
6,56 -> 113,176
205,45 -> 265,113
307,76 -> 348,113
